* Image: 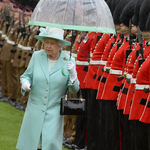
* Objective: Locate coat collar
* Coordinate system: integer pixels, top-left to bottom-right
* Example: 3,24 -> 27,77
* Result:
39,49 -> 69,80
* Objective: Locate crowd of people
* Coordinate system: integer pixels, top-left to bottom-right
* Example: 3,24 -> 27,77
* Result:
1,0 -> 150,149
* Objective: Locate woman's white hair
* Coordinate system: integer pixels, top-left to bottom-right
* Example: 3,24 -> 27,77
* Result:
58,40 -> 65,48
43,38 -> 64,48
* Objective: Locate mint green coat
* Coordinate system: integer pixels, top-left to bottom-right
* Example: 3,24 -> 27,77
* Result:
16,50 -> 79,150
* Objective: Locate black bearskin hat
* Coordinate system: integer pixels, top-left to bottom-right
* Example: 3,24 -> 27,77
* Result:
111,0 -> 120,16
145,13 -> 150,31
132,0 -> 144,26
139,0 -> 150,31
113,0 -> 130,25
119,0 -> 138,27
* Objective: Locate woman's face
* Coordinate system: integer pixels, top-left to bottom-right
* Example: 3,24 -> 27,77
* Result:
44,38 -> 61,59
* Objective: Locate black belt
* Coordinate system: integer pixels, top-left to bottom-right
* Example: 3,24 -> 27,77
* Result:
139,98 -> 147,106
82,66 -> 89,72
122,87 -> 129,95
101,76 -> 107,83
113,83 -> 124,92
130,100 -> 133,106
147,101 -> 150,108
97,75 -> 101,81
93,74 -> 97,79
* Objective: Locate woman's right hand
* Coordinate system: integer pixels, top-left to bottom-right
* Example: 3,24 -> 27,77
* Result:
22,82 -> 31,91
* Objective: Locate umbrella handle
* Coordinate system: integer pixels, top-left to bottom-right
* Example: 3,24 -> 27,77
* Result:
61,58 -> 72,76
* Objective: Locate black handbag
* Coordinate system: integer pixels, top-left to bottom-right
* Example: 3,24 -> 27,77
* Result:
60,88 -> 86,116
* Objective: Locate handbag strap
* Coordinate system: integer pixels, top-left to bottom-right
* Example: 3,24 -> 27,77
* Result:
65,87 -> 83,101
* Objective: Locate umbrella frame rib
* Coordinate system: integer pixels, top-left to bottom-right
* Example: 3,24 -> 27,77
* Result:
28,20 -> 116,35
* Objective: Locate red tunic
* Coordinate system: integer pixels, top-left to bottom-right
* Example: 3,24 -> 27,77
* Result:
140,93 -> 150,124
83,34 -> 110,89
83,33 -> 104,89
97,36 -> 120,99
94,34 -> 116,89
129,54 -> 150,120
124,43 -> 149,115
76,32 -> 101,89
117,45 -> 139,110
101,40 -> 131,101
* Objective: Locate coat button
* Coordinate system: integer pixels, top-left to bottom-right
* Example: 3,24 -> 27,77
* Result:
46,89 -> 48,91
44,103 -> 46,105
42,110 -> 45,112
45,96 -> 47,98
31,98 -> 33,101
47,81 -> 49,84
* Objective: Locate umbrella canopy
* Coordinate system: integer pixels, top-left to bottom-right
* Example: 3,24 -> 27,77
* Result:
28,0 -> 116,34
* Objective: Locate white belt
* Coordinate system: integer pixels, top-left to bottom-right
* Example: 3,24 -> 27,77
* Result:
76,60 -> 89,65
99,60 -> 107,65
63,50 -> 70,55
22,46 -> 32,50
135,84 -> 149,90
63,50 -> 77,58
7,39 -> 15,45
5,36 -> 8,40
0,30 -> 2,34
104,66 -> 111,72
90,60 -> 101,65
72,53 -> 77,58
90,53 -> 93,57
2,34 -> 6,38
109,69 -> 122,75
130,78 -> 136,84
18,44 -> 23,48
126,74 -> 132,79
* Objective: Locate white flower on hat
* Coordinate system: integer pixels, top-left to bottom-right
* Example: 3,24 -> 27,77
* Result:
35,26 -> 71,46
39,27 -> 46,36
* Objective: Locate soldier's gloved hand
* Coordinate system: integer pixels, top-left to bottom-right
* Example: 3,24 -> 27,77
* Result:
67,61 -> 77,83
22,82 -> 31,91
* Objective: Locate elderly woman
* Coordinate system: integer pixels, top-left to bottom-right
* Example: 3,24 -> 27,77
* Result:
16,27 -> 80,150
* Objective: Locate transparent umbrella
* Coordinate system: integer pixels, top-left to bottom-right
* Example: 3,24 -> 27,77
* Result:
29,0 -> 116,34
28,0 -> 116,76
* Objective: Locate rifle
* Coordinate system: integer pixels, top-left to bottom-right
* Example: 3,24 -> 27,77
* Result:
4,6 -> 11,33
117,34 -> 124,51
138,26 -> 145,67
21,10 -> 26,39
17,11 -> 22,38
27,16 -> 32,39
126,19 -> 132,62
12,11 -> 15,27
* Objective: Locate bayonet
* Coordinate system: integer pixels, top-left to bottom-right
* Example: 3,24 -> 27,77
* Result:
138,26 -> 145,67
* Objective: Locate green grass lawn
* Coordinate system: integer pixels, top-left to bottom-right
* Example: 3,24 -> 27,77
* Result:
0,101 -> 71,150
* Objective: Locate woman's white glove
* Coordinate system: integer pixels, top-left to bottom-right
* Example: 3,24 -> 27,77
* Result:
22,82 -> 31,91
67,61 -> 77,83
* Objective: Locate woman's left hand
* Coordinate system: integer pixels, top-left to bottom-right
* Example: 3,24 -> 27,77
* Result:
67,61 -> 77,83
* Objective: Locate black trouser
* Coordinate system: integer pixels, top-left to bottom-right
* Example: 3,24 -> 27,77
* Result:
86,89 -> 101,150
74,89 -> 88,149
86,89 -> 120,150
120,111 -> 131,150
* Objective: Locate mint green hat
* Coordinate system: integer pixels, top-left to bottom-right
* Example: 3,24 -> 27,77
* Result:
35,27 -> 71,46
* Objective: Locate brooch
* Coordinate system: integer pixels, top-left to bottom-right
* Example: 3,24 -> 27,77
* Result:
63,57 -> 68,61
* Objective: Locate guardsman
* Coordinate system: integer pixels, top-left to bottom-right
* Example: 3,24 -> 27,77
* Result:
98,0 -> 131,150
17,10 -> 32,107
0,1 -> 10,99
11,8 -> 25,109
0,2 -> 17,102
0,2 -> 5,87
140,12 -> 150,125
75,31 -> 101,149
127,1 -> 150,149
